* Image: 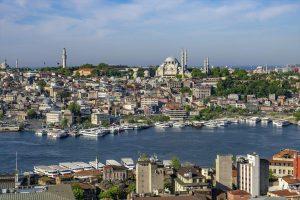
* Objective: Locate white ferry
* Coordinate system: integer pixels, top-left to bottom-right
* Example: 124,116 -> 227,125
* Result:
246,117 -> 261,124
173,122 -> 186,128
154,122 -> 171,128
48,165 -> 72,175
48,129 -> 68,138
80,128 -> 107,137
122,124 -> 135,130
34,165 -> 59,178
273,120 -> 290,127
72,162 -> 94,171
121,158 -> 135,170
106,159 -> 122,166
59,162 -> 83,172
35,129 -> 47,136
261,117 -> 272,124
89,160 -> 105,169
204,121 -> 218,128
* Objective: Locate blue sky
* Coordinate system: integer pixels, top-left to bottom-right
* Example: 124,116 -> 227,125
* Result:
0,0 -> 299,67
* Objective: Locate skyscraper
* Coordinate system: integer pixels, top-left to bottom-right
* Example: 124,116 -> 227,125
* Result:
62,48 -> 67,68
216,154 -> 232,190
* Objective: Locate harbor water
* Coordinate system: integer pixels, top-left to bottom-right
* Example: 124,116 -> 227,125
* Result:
0,123 -> 299,172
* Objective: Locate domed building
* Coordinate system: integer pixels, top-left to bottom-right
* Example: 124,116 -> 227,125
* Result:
156,49 -> 188,78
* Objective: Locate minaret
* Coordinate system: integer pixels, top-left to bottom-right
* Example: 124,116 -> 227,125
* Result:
62,48 -> 67,68
204,57 -> 210,74
15,152 -> 19,189
16,59 -> 19,68
95,156 -> 99,169
180,49 -> 187,75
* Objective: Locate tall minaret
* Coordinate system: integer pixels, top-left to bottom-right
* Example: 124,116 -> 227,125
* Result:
16,59 -> 19,68
180,49 -> 187,75
204,57 -> 210,74
62,48 -> 67,68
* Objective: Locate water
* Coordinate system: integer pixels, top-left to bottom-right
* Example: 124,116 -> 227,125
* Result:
0,124 -> 299,173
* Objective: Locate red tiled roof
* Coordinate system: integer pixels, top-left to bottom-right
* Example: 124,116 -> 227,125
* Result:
269,189 -> 299,197
282,175 -> 300,184
228,190 -> 250,196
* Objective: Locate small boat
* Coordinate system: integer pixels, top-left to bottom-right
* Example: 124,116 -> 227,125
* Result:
35,129 -> 47,136
246,117 -> 261,124
173,122 -> 185,128
154,122 -> 171,128
48,129 -> 69,138
204,121 -> 218,128
261,117 -> 272,124
273,120 -> 290,127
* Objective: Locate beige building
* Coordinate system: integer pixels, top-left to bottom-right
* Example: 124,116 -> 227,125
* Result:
135,160 -> 164,194
215,154 -> 232,190
91,113 -> 111,125
269,149 -> 297,177
192,85 -> 211,99
174,166 -> 209,192
46,111 -> 62,124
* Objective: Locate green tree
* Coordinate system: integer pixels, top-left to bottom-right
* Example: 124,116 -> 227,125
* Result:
37,80 -> 46,89
294,111 -> 300,121
180,86 -> 191,95
27,109 -> 37,119
61,118 -> 68,128
101,120 -> 110,127
72,184 -> 84,200
99,185 -> 124,200
191,68 -> 206,78
171,156 -> 181,170
0,110 -> 4,120
68,102 -> 81,115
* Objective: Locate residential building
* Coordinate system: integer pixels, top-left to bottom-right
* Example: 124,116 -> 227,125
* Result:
46,111 -> 62,124
102,165 -> 128,181
237,153 -> 269,197
192,85 -> 211,99
227,190 -> 250,200
174,166 -> 209,192
269,149 -> 298,177
136,159 -> 164,194
215,154 -> 232,190
91,112 -> 111,125
278,175 -> 300,190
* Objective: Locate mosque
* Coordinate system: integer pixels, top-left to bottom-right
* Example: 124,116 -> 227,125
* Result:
156,49 -> 188,77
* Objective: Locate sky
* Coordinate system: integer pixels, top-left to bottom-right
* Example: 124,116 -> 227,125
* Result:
0,0 -> 300,67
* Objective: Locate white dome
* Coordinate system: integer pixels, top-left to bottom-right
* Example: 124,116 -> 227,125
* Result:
165,57 -> 176,62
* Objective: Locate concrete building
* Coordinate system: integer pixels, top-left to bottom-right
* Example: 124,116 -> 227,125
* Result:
215,154 -> 232,190
237,154 -> 260,197
91,113 -> 111,125
46,111 -> 62,124
192,85 -> 211,99
136,159 -> 164,194
102,165 -> 127,181
174,166 -> 209,192
269,149 -> 297,178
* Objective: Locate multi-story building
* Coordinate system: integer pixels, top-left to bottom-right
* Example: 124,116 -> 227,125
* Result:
269,149 -> 298,177
237,153 -> 269,197
140,96 -> 158,108
102,165 -> 127,181
135,159 -> 164,194
192,85 -> 211,99
174,166 -> 209,192
46,111 -> 62,124
215,154 -> 232,190
91,113 -> 111,125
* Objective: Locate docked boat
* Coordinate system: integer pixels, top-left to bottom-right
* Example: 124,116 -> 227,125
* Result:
34,165 -> 59,178
298,121 -> 300,126
273,120 -> 290,127
204,121 -> 218,128
154,122 -> 171,128
246,117 -> 261,124
173,122 -> 185,128
35,129 -> 47,136
122,124 -> 135,130
48,129 -> 68,138
261,117 -> 272,124
59,162 -> 84,173
48,165 -> 72,175
121,158 -> 135,170
80,128 -> 107,137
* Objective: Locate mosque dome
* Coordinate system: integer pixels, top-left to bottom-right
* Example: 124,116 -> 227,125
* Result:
165,57 -> 176,63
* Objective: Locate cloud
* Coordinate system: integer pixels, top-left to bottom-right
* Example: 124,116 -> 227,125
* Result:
246,3 -> 300,20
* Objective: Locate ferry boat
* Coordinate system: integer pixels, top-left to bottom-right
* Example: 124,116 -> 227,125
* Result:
273,120 -> 290,127
59,162 -> 84,173
34,165 -> 59,178
80,128 -> 107,137
48,165 -> 72,175
106,159 -> 122,166
72,162 -> 94,171
204,121 -> 218,128
48,129 -> 68,138
261,117 -> 272,124
246,117 -> 261,124
192,121 -> 204,128
121,158 -> 135,170
122,124 -> 135,130
173,122 -> 185,128
35,129 -> 47,136
154,122 -> 171,128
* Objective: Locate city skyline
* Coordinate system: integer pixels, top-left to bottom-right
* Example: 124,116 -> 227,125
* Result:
0,0 -> 300,67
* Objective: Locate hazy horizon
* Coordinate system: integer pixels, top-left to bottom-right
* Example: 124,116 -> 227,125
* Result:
1,0 -> 300,67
